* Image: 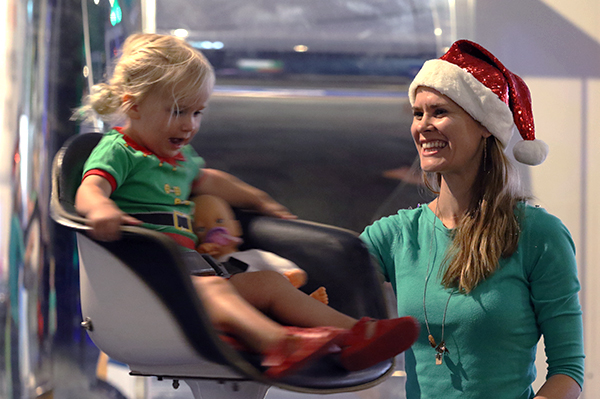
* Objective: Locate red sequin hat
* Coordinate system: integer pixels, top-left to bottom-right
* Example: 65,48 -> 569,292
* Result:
408,40 -> 548,165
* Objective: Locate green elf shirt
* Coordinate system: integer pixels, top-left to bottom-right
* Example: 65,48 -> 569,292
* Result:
82,128 -> 205,249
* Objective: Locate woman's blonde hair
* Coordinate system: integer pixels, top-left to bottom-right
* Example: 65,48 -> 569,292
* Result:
80,33 -> 215,123
424,136 -> 529,293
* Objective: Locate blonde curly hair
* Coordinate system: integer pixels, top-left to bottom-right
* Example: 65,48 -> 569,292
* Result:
80,33 -> 215,123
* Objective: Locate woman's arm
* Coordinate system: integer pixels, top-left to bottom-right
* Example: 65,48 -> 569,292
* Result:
534,374 -> 581,399
525,208 -> 585,396
193,168 -> 296,219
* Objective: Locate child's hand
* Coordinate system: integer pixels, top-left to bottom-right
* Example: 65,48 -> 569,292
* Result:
257,199 -> 297,219
85,203 -> 142,241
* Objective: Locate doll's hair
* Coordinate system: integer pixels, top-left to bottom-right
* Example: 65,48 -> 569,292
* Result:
424,136 -> 530,292
80,33 -> 215,123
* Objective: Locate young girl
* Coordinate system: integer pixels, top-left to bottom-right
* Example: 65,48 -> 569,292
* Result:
74,32 -> 419,379
361,40 -> 584,398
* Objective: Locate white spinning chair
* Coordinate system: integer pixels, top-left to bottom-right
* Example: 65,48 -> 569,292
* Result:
50,132 -> 393,399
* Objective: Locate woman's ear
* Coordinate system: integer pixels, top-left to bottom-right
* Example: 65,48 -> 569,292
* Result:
123,94 -> 141,119
481,126 -> 492,139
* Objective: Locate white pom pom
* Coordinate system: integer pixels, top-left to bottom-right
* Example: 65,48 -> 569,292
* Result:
512,139 -> 549,166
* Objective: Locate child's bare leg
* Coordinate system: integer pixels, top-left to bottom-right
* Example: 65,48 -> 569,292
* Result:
229,271 -> 356,329
192,276 -> 285,353
192,275 -> 350,379
194,273 -> 419,378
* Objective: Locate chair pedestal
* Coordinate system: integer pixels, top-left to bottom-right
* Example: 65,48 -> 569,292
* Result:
184,379 -> 270,399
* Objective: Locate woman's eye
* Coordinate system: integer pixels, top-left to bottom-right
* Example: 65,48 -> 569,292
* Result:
434,108 -> 447,116
216,218 -> 224,224
412,111 -> 423,119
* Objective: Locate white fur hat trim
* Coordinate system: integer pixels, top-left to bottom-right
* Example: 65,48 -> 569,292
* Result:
513,138 -> 549,165
408,59 -> 515,149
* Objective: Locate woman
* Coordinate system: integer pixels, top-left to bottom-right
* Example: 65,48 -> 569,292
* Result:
361,40 -> 584,398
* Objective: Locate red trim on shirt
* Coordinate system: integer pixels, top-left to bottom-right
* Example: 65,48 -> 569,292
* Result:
82,169 -> 118,193
163,232 -> 197,250
114,126 -> 186,166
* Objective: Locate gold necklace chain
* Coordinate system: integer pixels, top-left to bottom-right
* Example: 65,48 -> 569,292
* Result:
422,201 -> 453,365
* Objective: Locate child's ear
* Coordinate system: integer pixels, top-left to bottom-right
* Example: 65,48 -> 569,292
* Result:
123,94 -> 141,119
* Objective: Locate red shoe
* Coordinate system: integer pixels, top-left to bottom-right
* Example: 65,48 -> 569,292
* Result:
262,326 -> 346,379
338,316 -> 420,371
218,333 -> 248,351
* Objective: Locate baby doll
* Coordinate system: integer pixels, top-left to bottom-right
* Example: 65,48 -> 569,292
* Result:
193,194 -> 328,304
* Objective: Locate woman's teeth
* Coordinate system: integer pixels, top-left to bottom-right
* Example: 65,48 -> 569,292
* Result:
422,140 -> 447,149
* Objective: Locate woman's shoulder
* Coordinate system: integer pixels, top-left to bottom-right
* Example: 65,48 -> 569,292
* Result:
361,205 -> 430,261
365,204 -> 431,234
517,202 -> 568,232
516,202 -> 575,252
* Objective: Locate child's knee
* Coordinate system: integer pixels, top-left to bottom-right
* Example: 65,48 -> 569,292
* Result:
231,270 -> 288,286
193,275 -> 235,297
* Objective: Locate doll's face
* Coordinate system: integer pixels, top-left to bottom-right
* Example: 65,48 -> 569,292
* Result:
193,195 -> 242,246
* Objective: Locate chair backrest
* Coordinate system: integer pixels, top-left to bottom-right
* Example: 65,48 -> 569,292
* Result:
50,132 -> 393,393
237,212 -> 388,320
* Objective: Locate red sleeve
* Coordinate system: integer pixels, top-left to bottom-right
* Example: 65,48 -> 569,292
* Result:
82,169 -> 118,193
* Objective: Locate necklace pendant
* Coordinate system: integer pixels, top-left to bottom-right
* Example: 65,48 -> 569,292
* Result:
428,334 -> 437,348
434,342 -> 447,365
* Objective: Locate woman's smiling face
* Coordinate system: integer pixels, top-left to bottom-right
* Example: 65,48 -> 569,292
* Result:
411,87 -> 491,177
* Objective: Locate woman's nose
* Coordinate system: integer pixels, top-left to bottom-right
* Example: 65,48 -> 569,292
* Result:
414,114 -> 432,133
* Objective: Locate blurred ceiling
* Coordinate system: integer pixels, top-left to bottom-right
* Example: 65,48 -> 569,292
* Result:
155,0 -> 440,56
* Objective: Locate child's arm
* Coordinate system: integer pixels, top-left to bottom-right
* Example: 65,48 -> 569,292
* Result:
75,175 -> 142,241
193,168 -> 296,219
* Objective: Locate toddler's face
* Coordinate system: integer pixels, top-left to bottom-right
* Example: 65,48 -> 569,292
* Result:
125,89 -> 210,159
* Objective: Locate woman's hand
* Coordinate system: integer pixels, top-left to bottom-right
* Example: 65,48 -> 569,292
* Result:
255,197 -> 296,220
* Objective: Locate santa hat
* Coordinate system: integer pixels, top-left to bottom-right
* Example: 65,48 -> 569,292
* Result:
408,40 -> 548,166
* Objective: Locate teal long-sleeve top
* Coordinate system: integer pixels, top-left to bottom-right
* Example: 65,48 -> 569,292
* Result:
360,203 -> 584,399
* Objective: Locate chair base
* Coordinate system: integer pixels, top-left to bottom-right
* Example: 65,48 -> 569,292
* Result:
184,379 -> 270,399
